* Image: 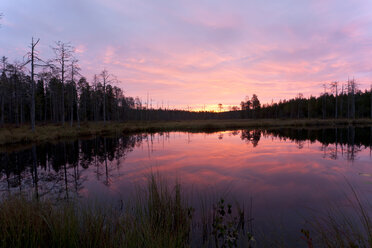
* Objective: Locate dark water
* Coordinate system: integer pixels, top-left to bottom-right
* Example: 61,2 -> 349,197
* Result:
1,127 -> 372,245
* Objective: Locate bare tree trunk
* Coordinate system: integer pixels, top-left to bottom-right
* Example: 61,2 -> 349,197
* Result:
20,96 -> 23,125
100,70 -> 116,124
44,88 -> 47,123
52,42 -> 74,125
350,79 -> 356,119
335,83 -> 338,119
340,85 -> 343,118
76,90 -> 80,128
0,97 -> 3,127
370,84 -> 372,119
307,98 -> 310,119
70,68 -> 74,127
352,90 -> 355,119
94,88 -> 98,122
322,84 -> 326,119
31,38 -> 40,132
8,91 -> 12,124
322,94 -> 326,119
70,87 -> 73,127
103,81 -> 106,124
61,60 -> 65,125
0,95 -> 3,127
50,90 -> 53,122
14,78 -> 19,126
347,80 -> 350,119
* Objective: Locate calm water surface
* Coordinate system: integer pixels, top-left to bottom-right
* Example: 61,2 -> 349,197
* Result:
1,127 -> 372,244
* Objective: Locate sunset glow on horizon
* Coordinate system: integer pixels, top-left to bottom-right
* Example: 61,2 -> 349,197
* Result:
2,0 -> 372,110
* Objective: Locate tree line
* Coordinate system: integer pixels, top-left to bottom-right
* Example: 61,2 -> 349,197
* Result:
0,39 -> 229,130
240,80 -> 372,119
0,39 -> 130,129
1,38 -> 372,129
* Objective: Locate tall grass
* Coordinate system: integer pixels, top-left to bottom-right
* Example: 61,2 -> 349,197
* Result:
0,174 -> 253,248
123,174 -> 193,247
5,174 -> 372,247
0,175 -> 193,248
305,182 -> 372,248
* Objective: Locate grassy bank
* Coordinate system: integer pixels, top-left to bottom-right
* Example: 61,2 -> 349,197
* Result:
1,118 -> 372,146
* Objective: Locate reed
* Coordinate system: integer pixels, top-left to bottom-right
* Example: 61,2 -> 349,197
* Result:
304,182 -> 372,248
0,173 -> 256,248
0,175 -> 192,248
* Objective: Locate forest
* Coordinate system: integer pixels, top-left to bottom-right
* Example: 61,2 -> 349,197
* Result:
240,81 -> 372,120
1,39 -> 372,133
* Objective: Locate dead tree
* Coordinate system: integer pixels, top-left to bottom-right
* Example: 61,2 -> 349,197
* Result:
322,84 -> 327,119
51,41 -> 74,125
347,78 -> 357,119
330,81 -> 338,119
92,74 -> 99,122
30,38 -> 40,131
370,84 -> 372,119
24,38 -> 52,131
100,69 -> 118,124
0,56 -> 8,127
340,84 -> 344,118
296,93 -> 303,119
68,58 -> 80,127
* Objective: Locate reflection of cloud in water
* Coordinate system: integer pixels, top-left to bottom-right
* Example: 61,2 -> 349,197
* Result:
0,128 -> 372,244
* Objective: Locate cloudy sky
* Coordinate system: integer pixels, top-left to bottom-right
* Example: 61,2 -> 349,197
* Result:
1,0 -> 372,110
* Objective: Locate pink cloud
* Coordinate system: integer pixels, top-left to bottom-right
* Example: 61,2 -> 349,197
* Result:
2,0 -> 372,109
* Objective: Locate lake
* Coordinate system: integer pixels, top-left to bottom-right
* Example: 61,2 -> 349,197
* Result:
1,126 -> 372,246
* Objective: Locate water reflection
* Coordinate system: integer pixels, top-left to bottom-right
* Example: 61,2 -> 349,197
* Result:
264,126 -> 372,161
1,127 -> 372,199
0,135 -> 140,199
1,127 -> 372,245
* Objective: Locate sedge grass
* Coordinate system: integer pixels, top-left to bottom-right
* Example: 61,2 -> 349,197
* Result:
0,174 -> 192,248
305,182 -> 372,248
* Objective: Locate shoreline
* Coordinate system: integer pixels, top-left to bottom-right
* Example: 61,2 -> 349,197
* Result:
1,118 -> 372,147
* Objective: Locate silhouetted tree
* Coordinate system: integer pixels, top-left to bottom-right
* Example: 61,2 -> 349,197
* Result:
100,69 -> 117,124
348,78 -> 357,119
29,38 -> 40,131
322,84 -> 327,119
51,41 -> 74,125
330,81 -> 338,119
251,94 -> 260,118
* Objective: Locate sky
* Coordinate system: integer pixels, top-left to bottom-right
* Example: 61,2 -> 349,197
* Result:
1,0 -> 372,111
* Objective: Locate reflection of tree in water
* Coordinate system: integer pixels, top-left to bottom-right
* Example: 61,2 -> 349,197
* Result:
370,127 -> 372,158
0,135 -> 142,199
1,128 -> 371,198
241,130 -> 261,147
229,130 -> 240,136
267,126 -> 371,161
